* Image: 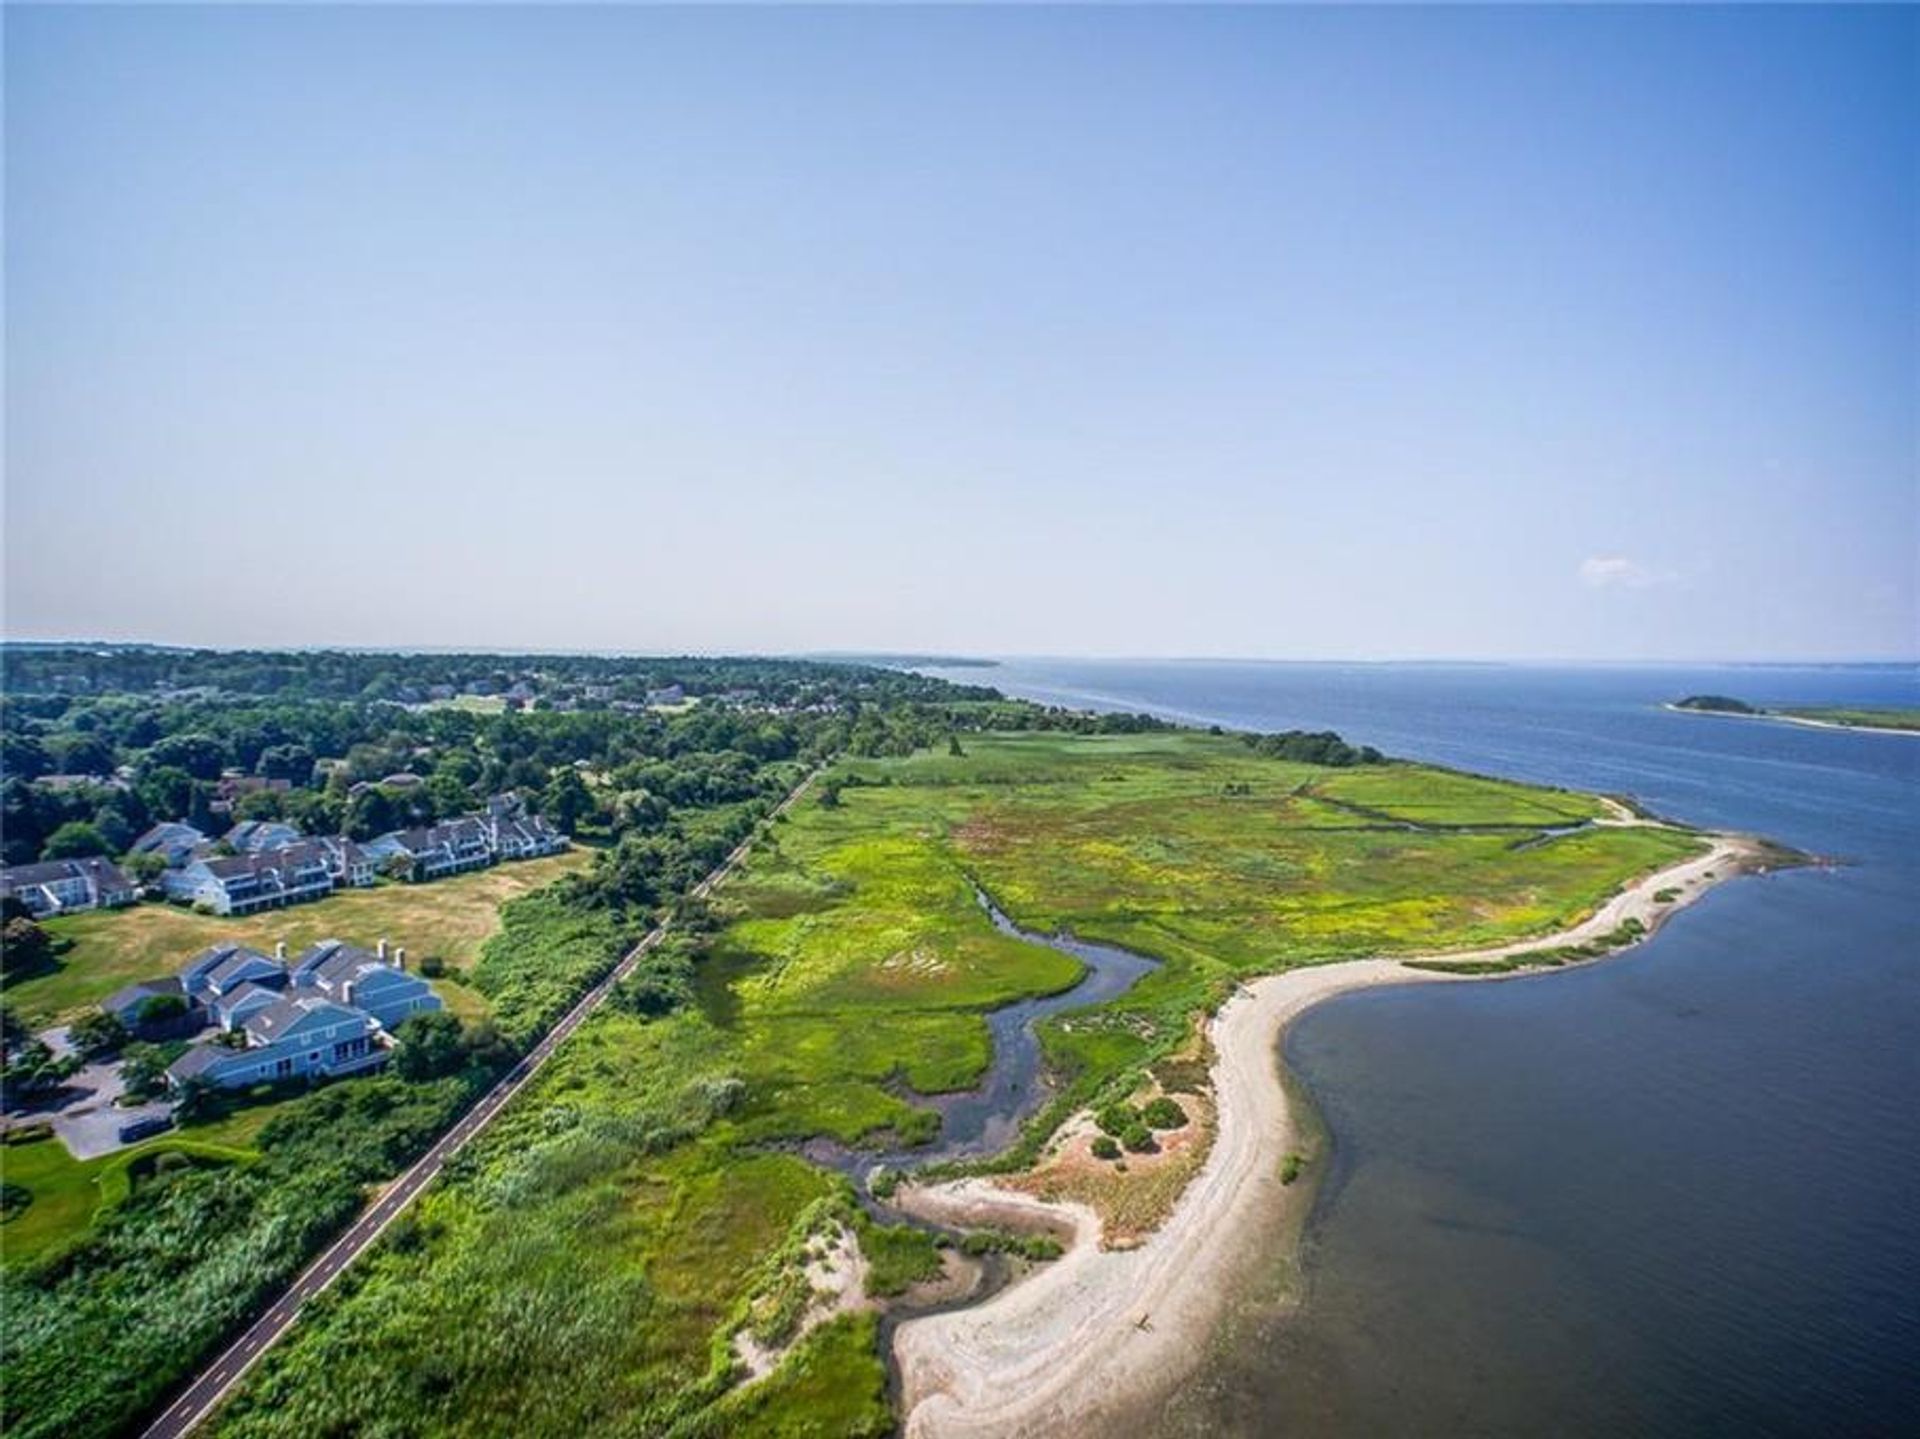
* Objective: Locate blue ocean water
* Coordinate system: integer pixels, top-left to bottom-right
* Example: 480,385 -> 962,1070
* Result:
924,660 -> 1920,1437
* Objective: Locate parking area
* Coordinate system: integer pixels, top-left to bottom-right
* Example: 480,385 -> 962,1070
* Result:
8,1055 -> 175,1160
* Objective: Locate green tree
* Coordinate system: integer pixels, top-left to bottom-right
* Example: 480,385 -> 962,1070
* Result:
173,1074 -> 215,1120
69,1008 -> 128,1058
541,768 -> 593,836
42,821 -> 112,860
392,1011 -> 467,1080
232,789 -> 287,822
0,733 -> 52,782
120,1042 -> 169,1100
136,993 -> 189,1028
135,765 -> 198,825
1,917 -> 56,980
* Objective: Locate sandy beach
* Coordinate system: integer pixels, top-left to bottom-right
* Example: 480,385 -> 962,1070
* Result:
893,829 -> 1765,1438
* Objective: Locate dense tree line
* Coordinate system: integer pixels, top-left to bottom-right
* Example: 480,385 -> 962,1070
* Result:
0,644 -> 1000,707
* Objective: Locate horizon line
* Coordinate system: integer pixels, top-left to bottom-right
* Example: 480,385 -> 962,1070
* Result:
2,637 -> 1915,671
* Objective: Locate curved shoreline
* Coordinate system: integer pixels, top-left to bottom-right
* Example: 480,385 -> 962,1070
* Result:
893,829 -> 1766,1437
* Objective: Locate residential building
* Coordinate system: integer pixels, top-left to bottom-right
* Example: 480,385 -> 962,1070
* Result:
315,836 -> 376,888
163,842 -> 335,916
292,939 -> 442,1031
180,944 -> 291,1029
479,795 -> 568,860
224,819 -> 303,853
0,857 -> 138,917
366,817 -> 493,880
129,822 -> 209,870
165,995 -> 384,1090
100,977 -> 198,1038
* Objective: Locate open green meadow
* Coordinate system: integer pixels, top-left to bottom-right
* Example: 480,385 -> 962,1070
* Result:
207,731 -> 1706,1438
9,850 -> 591,1024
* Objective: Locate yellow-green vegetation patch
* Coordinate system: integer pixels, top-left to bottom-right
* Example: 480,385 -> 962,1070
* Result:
15,849 -> 590,1023
736,732 -> 1709,1172
1310,763 -> 1607,825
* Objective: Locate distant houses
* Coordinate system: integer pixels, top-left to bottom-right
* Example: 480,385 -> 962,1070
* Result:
363,797 -> 565,882
0,856 -> 138,918
224,819 -> 303,854
364,818 -> 493,881
162,841 -> 345,916
158,939 -> 442,1091
130,821 -> 209,868
118,793 -> 566,917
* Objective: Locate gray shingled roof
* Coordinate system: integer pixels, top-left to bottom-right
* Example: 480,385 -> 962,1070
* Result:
245,993 -> 365,1044
166,1045 -> 236,1081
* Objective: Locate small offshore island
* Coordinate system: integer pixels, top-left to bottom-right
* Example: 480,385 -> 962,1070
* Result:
195,725 -> 1787,1437
1671,694 -> 1920,734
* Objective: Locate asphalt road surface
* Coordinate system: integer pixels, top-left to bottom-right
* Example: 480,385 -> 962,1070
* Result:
139,770 -> 816,1439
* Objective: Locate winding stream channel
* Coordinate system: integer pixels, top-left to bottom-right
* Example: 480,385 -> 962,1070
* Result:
802,887 -> 1163,1181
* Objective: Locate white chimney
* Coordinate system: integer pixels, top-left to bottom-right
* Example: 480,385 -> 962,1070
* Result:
393,946 -> 406,970
341,980 -> 355,1007
274,940 -> 287,961
376,938 -> 388,960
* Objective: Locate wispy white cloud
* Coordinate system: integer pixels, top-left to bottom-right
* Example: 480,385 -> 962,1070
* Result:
1579,555 -> 1669,590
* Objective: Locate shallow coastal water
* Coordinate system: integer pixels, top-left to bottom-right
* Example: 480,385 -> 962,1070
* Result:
922,660 -> 1920,1436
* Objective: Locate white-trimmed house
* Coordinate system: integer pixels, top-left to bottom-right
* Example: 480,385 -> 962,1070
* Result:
163,842 -> 335,916
0,857 -> 138,917
166,995 -> 384,1091
316,836 -> 376,888
366,818 -> 493,881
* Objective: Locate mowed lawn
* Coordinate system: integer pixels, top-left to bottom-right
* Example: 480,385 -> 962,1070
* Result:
2,1095 -> 301,1269
11,849 -> 591,1024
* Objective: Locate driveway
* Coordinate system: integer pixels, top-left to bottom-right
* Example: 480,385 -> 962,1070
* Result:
35,1058 -> 174,1160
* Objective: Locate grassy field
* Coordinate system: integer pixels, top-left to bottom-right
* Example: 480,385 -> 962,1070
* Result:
11,850 -> 591,1024
208,731 -> 1709,1439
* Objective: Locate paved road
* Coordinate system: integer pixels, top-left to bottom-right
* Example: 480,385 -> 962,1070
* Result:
139,770 -> 816,1439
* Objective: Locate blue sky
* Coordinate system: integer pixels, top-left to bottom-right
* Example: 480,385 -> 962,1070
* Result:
5,5 -> 1914,661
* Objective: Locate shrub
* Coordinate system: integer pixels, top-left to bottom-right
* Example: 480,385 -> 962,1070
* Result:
1095,1102 -> 1139,1137
135,993 -> 188,1027
418,955 -> 447,978
1090,1135 -> 1120,1161
69,1008 -> 128,1059
1120,1124 -> 1156,1154
1140,1096 -> 1188,1131
1280,1152 -> 1306,1185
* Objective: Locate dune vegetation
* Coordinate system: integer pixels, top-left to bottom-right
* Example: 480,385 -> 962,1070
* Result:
200,730 -> 1706,1437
